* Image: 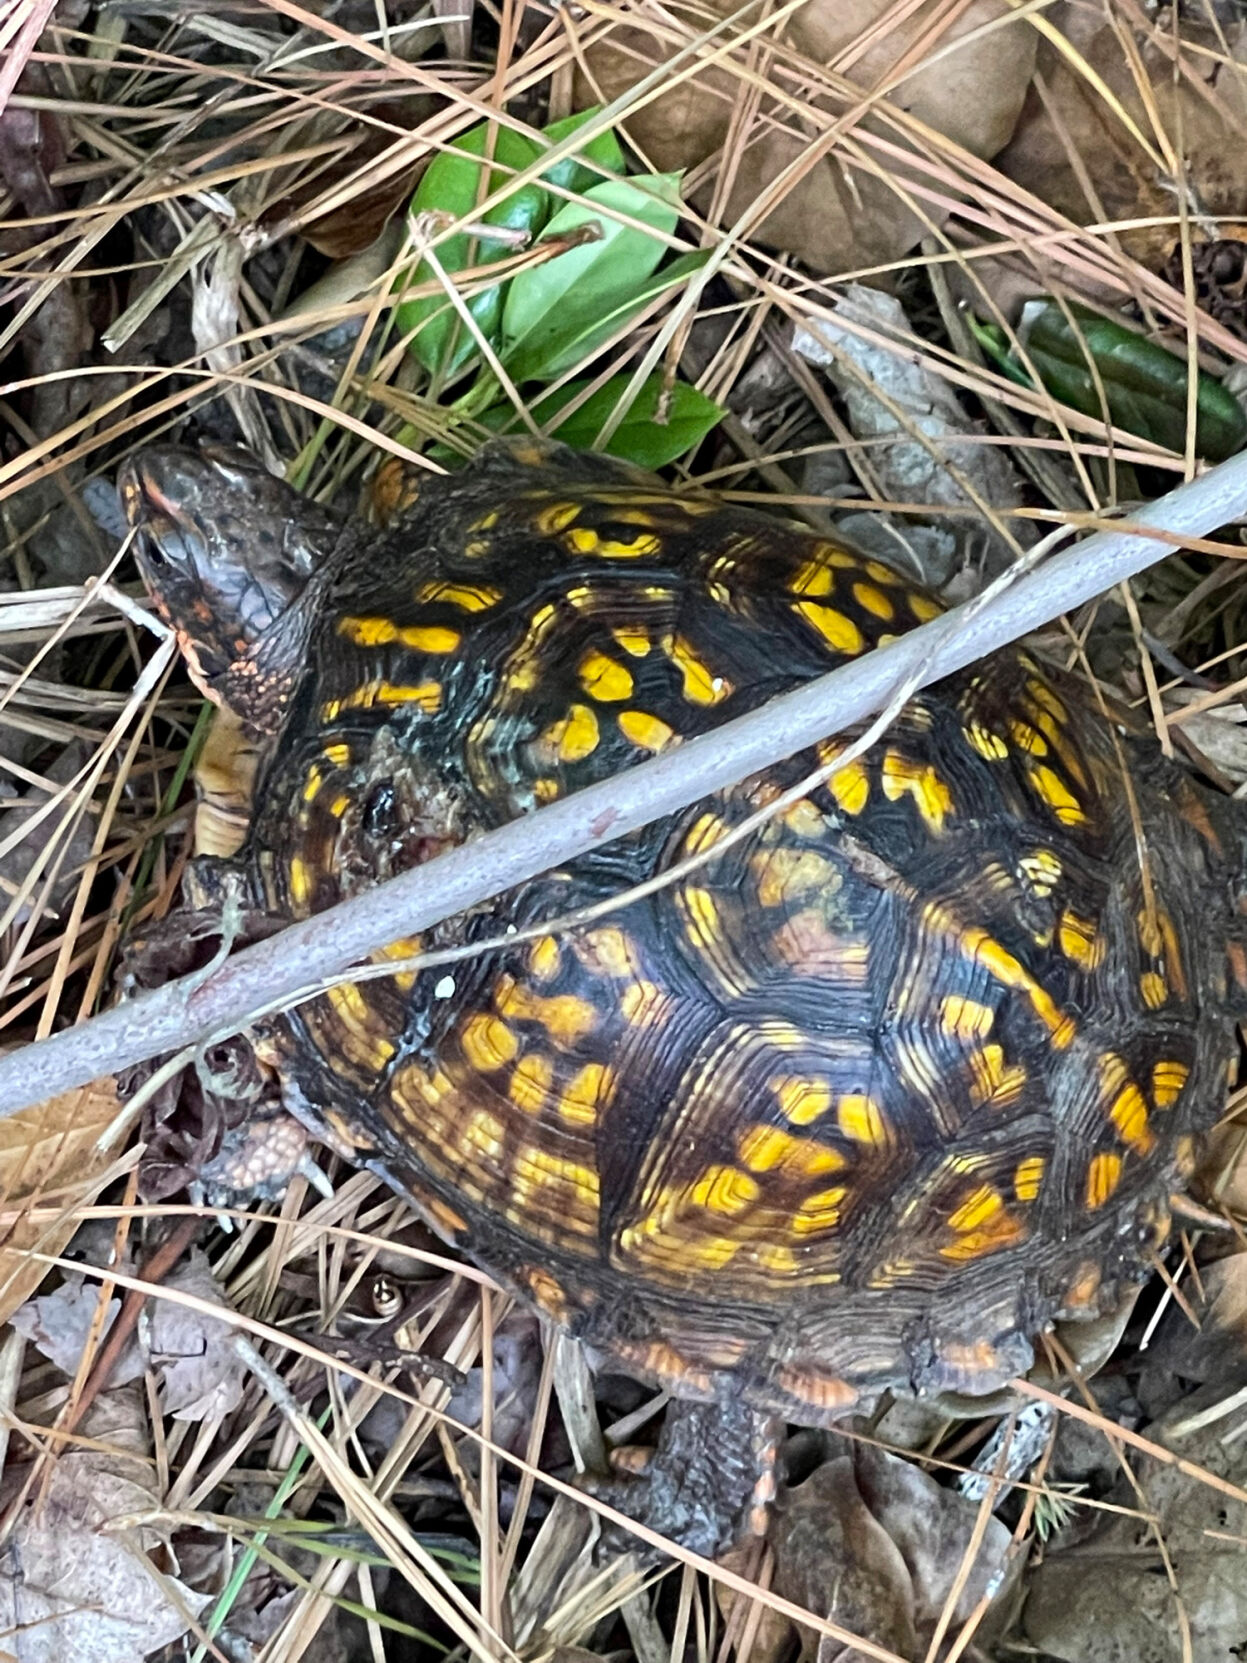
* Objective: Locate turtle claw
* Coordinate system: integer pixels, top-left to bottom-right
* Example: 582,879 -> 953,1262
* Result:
585,1399 -> 783,1561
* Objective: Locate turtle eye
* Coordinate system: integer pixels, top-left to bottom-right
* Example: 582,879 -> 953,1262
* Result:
370,1275 -> 402,1319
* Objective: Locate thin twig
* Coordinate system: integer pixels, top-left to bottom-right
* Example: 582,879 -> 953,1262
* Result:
6,455 -> 1247,1111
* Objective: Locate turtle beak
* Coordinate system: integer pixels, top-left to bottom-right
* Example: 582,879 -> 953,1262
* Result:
119,449 -> 216,548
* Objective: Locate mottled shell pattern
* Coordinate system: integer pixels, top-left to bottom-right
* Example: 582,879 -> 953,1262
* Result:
125,439 -> 1244,1421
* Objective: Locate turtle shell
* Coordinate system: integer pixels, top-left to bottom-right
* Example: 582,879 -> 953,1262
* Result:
125,438 -> 1245,1420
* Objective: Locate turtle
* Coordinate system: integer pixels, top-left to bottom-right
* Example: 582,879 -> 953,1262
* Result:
119,436 -> 1245,1551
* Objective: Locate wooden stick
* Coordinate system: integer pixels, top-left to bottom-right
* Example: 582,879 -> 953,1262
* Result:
6,454 -> 1247,1114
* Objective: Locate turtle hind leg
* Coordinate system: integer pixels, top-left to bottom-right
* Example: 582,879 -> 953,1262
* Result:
587,1397 -> 783,1560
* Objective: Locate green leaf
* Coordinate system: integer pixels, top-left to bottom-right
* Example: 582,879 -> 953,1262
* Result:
396,122 -> 548,377
508,249 -> 711,385
472,372 -> 724,467
1018,300 -> 1247,463
538,107 -> 627,194
501,173 -> 682,383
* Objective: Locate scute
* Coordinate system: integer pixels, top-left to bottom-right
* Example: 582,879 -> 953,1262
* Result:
139,438 -> 1241,1417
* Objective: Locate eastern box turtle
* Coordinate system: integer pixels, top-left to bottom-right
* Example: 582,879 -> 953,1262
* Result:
120,438 -> 1244,1486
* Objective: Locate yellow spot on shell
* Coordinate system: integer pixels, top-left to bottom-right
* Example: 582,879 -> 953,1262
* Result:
940,996 -> 995,1040
738,1125 -> 844,1177
852,582 -> 894,619
1109,1081 -> 1154,1155
509,1053 -> 553,1114
909,592 -> 943,622
1152,1060 -> 1189,1109
1059,910 -> 1105,971
789,559 -> 834,597
323,743 -> 350,766
465,1108 -> 505,1158
535,501 -> 580,535
495,980 -> 599,1044
949,1185 -> 1003,1233
1030,765 -> 1085,826
685,812 -> 732,853
881,751 -> 953,832
417,581 -> 502,612
328,793 -> 351,817
1009,720 -> 1048,756
1014,1156 -> 1045,1201
619,710 -> 676,752
620,980 -> 669,1025
566,526 -> 661,559
945,920 -> 1074,1045
373,936 -> 417,991
775,1075 -> 833,1125
324,981 -> 395,1070
302,767 -> 322,803
1140,971 -> 1168,1009
611,626 -> 651,657
755,1244 -> 800,1275
782,799 -> 826,838
523,1267 -> 568,1320
561,1062 -> 612,1126
968,1043 -> 1028,1106
1020,849 -> 1062,895
792,1187 -> 848,1234
681,885 -> 720,947
964,721 -> 1009,761
865,559 -> 900,585
691,1165 -> 759,1215
794,600 -> 865,654
579,926 -> 641,979
1026,679 -> 1067,723
669,635 -> 729,705
753,848 -> 836,909
288,857 -> 313,905
683,1236 -> 742,1269
461,1013 -> 519,1071
512,1145 -> 600,1205
528,936 -> 561,981
340,680 -> 442,712
825,754 -> 870,816
338,616 -> 462,653
578,650 -> 633,701
468,509 -> 499,533
1086,1152 -> 1123,1209
540,703 -> 600,764
837,1095 -> 889,1147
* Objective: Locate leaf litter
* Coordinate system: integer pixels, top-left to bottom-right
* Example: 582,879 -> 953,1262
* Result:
4,2 -> 1247,1661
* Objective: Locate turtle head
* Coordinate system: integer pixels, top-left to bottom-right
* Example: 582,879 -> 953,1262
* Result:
120,444 -> 340,732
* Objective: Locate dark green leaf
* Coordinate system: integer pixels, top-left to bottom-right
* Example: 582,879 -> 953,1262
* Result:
396,122 -> 548,376
1019,300 -> 1247,462
539,108 -> 627,194
506,249 -> 711,385
501,173 -> 681,383
473,372 -> 724,467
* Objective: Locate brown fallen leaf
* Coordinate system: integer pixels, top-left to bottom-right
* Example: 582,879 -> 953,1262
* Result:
768,1442 -> 1013,1662
1023,1408 -> 1247,1663
11,1275 -> 141,1385
0,1077 -> 130,1324
0,1387 -> 211,1662
772,1455 -> 919,1662
147,1247 -> 247,1422
995,3 -> 1247,276
575,0 -> 1037,274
